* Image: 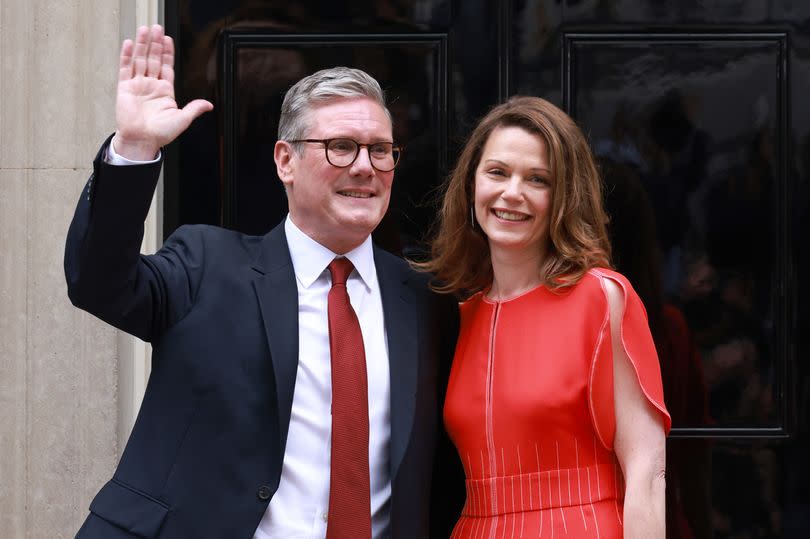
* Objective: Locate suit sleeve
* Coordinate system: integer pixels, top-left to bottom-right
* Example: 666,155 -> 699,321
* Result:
64,136 -> 203,342
429,294 -> 465,538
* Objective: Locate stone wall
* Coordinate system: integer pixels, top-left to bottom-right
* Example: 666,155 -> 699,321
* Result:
0,1 -> 158,536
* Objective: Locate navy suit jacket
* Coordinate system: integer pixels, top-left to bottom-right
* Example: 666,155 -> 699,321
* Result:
65,139 -> 464,538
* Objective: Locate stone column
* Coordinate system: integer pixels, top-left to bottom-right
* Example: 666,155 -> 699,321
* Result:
0,1 -> 160,536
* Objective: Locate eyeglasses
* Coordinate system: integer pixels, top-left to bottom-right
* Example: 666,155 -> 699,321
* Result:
289,138 -> 403,172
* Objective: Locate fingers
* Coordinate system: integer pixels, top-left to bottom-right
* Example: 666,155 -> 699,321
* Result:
166,100 -> 214,140
132,25 -> 149,77
160,35 -> 175,83
145,24 -> 164,78
119,39 -> 134,81
130,24 -> 168,78
182,99 -> 215,123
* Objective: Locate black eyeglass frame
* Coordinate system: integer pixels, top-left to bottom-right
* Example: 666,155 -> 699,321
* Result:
288,138 -> 404,172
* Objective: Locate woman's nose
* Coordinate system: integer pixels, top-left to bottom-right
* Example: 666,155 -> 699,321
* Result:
501,176 -> 523,200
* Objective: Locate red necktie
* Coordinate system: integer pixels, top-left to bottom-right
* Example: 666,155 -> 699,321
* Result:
326,258 -> 372,539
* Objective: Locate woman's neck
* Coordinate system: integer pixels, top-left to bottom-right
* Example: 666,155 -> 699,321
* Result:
488,247 -> 546,301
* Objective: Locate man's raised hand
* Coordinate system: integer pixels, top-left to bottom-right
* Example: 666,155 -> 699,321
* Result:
113,25 -> 213,160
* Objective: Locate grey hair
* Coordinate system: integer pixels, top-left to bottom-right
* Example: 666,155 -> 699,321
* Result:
278,66 -> 392,145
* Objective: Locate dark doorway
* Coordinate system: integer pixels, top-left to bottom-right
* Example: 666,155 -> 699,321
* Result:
165,1 -> 810,537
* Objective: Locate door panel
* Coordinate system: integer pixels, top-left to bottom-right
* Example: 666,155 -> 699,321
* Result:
567,32 -> 787,431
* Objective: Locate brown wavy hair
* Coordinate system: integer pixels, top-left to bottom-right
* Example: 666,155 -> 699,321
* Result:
418,96 -> 611,297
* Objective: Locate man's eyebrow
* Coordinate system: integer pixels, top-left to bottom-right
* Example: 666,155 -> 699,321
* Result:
320,136 -> 396,143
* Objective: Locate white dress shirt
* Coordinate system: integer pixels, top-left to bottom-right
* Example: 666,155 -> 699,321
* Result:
106,139 -> 161,164
105,143 -> 392,538
254,217 -> 391,539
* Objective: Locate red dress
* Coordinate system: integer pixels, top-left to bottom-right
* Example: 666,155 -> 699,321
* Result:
444,268 -> 671,539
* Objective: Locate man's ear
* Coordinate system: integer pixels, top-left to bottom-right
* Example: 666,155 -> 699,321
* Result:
274,140 -> 295,187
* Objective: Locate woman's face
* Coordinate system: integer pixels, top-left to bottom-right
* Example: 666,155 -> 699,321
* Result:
473,126 -> 553,259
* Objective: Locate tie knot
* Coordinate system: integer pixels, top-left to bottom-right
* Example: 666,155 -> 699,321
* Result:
328,257 -> 355,286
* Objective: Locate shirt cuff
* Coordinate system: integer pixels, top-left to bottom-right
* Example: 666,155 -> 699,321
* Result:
104,138 -> 162,165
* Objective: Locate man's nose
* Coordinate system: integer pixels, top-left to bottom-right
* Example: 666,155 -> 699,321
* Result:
350,146 -> 375,176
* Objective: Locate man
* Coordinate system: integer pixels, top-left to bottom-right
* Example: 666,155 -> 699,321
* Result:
66,24 -> 461,538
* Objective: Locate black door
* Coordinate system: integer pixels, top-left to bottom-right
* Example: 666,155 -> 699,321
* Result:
165,1 -> 809,537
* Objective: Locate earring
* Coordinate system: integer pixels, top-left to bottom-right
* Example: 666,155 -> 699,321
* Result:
470,204 -> 476,229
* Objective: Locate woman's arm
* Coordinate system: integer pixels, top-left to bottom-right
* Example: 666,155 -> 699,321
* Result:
604,279 -> 667,539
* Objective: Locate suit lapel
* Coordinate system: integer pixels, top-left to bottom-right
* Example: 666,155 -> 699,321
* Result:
251,223 -> 299,457
375,248 -> 418,482
251,232 -> 419,484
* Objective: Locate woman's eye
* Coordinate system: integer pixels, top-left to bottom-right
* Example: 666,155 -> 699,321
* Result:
529,176 -> 548,184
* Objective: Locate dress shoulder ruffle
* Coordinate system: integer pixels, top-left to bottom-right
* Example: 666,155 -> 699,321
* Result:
587,268 -> 672,449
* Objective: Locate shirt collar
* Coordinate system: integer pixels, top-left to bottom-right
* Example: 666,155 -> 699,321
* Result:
284,215 -> 377,290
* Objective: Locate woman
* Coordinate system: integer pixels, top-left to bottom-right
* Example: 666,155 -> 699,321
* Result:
422,97 -> 672,538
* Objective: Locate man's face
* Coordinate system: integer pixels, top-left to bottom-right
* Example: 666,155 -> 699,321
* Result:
275,97 -> 394,254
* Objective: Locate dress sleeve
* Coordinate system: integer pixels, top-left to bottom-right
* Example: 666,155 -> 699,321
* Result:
588,269 -> 672,450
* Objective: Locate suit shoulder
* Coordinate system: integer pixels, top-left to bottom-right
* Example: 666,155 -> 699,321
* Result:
166,224 -> 263,255
373,247 -> 454,303
382,250 -> 437,289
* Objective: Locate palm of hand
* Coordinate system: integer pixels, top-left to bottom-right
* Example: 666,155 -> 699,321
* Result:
113,25 -> 212,159
117,76 -> 187,148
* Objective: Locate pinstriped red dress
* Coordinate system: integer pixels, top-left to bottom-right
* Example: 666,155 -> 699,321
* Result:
444,268 -> 671,539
